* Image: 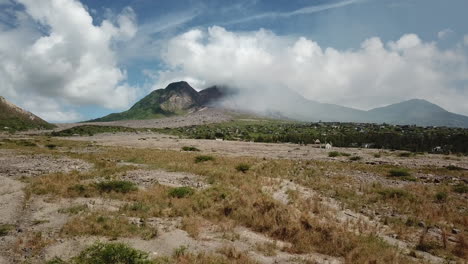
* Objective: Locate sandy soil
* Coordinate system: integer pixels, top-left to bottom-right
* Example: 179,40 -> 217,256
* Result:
53,108 -> 233,131
66,132 -> 468,170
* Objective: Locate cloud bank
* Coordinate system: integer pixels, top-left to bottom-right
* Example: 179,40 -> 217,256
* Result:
157,26 -> 468,115
0,0 -> 138,122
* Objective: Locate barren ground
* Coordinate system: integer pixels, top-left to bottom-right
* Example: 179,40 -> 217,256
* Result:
0,129 -> 466,263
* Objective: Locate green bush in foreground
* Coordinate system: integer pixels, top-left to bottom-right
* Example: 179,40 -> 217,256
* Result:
194,155 -> 214,163
328,151 -> 340,157
349,156 -> 362,161
169,187 -> 194,198
95,181 -> 137,193
47,242 -> 152,264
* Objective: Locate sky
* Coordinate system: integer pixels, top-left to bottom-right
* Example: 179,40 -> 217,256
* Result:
0,0 -> 468,122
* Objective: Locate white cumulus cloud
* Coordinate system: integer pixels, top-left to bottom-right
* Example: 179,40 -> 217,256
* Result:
157,26 -> 468,115
0,0 -> 139,122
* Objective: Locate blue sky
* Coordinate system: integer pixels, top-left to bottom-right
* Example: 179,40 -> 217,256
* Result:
1,0 -> 468,122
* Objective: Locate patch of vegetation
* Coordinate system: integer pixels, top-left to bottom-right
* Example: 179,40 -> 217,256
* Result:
373,153 -> 382,158
45,144 -> 57,149
349,156 -> 362,161
169,187 -> 194,198
62,213 -> 157,239
377,188 -> 411,199
181,146 -> 200,152
446,165 -> 465,171
95,181 -> 137,193
156,120 -> 468,154
235,163 -> 251,173
397,152 -> 413,157
73,242 -> 152,264
194,155 -> 214,163
388,168 -> 411,177
452,184 -> 468,194
328,151 -> 340,157
58,205 -> 89,215
51,125 -> 138,137
435,191 -> 448,202
0,224 -> 15,236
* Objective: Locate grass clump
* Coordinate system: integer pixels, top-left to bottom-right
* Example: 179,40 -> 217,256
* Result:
58,205 -> 89,215
435,191 -> 448,202
45,144 -> 57,149
62,213 -> 157,239
377,188 -> 411,199
349,156 -> 362,161
328,151 -> 340,157
0,224 -> 15,236
73,242 -> 152,264
397,152 -> 412,157
95,180 -> 137,193
235,163 -> 251,173
181,146 -> 200,152
168,187 -> 194,198
452,184 -> 468,194
388,168 -> 411,177
446,165 -> 465,171
194,155 -> 214,163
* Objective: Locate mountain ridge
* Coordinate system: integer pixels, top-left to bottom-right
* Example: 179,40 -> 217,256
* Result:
87,82 -> 468,128
0,96 -> 55,131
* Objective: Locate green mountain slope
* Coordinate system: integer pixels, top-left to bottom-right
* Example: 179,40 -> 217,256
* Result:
0,96 -> 55,131
89,81 -> 202,122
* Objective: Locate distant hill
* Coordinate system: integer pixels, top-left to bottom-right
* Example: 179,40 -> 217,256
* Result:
89,81 -> 468,128
366,99 -> 468,127
0,96 -> 55,131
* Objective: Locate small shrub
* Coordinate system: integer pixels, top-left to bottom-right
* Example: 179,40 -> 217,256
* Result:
168,187 -> 194,198
0,224 -> 15,236
95,181 -> 137,193
58,205 -> 88,215
373,153 -> 381,158
415,241 -> 439,253
397,152 -> 412,157
435,192 -> 448,202
194,155 -> 214,163
452,184 -> 468,194
446,165 -> 464,171
349,156 -> 362,161
68,184 -> 88,195
45,257 -> 66,264
45,144 -> 57,149
328,151 -> 340,157
235,163 -> 250,173
339,152 -> 351,157
388,168 -> 410,177
72,242 -> 152,264
377,188 -> 410,199
173,245 -> 188,258
181,146 -> 200,152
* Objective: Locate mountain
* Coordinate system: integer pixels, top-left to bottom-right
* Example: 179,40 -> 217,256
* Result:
89,81 -> 468,128
366,99 -> 468,127
0,96 -> 55,131
90,81 -> 202,122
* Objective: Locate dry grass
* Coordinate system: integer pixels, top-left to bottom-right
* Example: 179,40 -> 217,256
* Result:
4,136 -> 466,262
61,211 -> 158,240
